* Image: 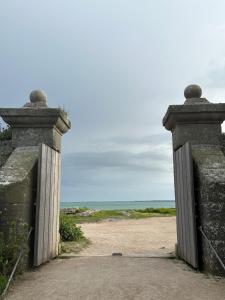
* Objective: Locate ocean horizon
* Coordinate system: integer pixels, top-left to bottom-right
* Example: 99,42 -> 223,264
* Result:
61,200 -> 175,210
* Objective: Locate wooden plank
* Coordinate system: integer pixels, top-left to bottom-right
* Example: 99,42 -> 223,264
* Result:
173,152 -> 180,255
48,148 -> 54,258
184,144 -> 192,264
185,143 -> 198,267
34,144 -> 47,266
173,151 -> 182,258
49,150 -> 55,257
55,152 -> 61,255
178,148 -> 185,258
52,150 -> 58,257
43,145 -> 51,262
34,144 -> 61,266
174,142 -> 198,268
33,146 -> 42,267
175,148 -> 183,258
182,145 -> 188,262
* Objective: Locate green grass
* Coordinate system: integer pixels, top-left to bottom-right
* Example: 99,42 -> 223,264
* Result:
0,223 -> 29,295
60,239 -> 91,254
59,215 -> 90,255
60,207 -> 176,224
0,274 -> 7,295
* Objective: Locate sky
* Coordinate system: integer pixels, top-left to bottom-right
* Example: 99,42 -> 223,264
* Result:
1,1 -> 225,202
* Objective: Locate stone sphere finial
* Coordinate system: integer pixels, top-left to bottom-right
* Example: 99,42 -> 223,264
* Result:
23,90 -> 48,108
184,84 -> 202,99
30,90 -> 47,104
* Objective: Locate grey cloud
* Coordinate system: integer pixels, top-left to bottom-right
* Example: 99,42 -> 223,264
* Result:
2,0 -> 223,201
205,65 -> 225,88
61,133 -> 173,197
62,149 -> 172,172
104,133 -> 170,146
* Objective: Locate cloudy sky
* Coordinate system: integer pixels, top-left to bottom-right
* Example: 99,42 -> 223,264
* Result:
1,1 -> 225,202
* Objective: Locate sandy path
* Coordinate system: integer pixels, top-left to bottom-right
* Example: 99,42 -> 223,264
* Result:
6,217 -> 225,300
7,257 -> 225,300
77,217 -> 176,256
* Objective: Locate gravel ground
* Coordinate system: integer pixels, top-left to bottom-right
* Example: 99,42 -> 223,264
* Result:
6,257 -> 225,300
75,216 -> 177,257
6,217 -> 225,300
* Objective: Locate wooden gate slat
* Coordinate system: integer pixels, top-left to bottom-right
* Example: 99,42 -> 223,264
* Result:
186,143 -> 198,267
174,142 -> 198,268
43,146 -> 51,262
181,148 -> 186,259
34,144 -> 60,266
55,152 -> 60,255
53,151 -> 58,257
34,144 -> 47,266
50,150 -> 56,257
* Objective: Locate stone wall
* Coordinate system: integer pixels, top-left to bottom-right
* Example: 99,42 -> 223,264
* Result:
0,147 -> 39,266
0,140 -> 13,168
0,90 -> 71,268
192,145 -> 225,276
163,84 -> 225,276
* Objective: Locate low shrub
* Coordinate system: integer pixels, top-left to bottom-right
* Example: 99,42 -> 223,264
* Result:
134,208 -> 176,215
59,216 -> 84,242
60,207 -> 89,215
0,223 -> 29,295
0,126 -> 12,141
0,274 -> 7,294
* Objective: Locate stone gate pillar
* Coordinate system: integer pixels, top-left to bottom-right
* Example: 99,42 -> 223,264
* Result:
0,90 -> 71,267
163,85 -> 225,276
0,90 -> 71,151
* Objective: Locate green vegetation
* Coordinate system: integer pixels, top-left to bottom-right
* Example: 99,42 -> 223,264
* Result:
59,207 -> 175,255
0,223 -> 29,295
0,274 -> 7,295
60,215 -> 85,241
135,207 -> 176,214
59,215 -> 90,255
60,207 -> 176,224
61,239 -> 91,254
0,126 -> 12,141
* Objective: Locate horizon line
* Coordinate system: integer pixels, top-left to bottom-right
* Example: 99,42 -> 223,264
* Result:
61,200 -> 175,203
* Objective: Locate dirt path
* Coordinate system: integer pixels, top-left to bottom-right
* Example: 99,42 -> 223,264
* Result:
77,216 -> 176,256
6,217 -> 225,299
6,257 -> 225,300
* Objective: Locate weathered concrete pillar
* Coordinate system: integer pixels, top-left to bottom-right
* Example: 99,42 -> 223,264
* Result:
0,90 -> 71,267
163,85 -> 225,276
163,85 -> 225,150
0,90 -> 71,152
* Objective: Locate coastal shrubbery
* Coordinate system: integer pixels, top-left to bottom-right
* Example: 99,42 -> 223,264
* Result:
0,224 -> 28,294
135,208 -> 176,215
0,274 -> 7,294
59,216 -> 84,242
0,125 -> 12,141
60,207 -> 176,224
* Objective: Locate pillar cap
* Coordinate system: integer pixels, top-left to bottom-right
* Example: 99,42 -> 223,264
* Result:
163,84 -> 225,130
0,90 -> 71,134
184,84 -> 210,105
23,90 -> 48,108
184,84 -> 202,99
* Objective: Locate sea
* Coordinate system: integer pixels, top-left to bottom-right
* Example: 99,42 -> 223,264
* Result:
60,200 -> 175,210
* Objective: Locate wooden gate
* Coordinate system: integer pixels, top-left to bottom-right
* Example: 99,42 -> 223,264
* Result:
174,142 -> 198,268
34,144 -> 61,266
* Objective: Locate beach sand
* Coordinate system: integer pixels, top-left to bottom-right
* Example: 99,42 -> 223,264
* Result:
78,216 -> 176,257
